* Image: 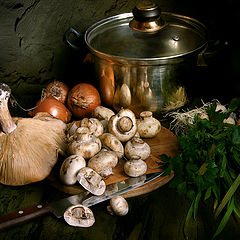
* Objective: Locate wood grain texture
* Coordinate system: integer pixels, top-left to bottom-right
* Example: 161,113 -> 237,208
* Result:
48,126 -> 178,196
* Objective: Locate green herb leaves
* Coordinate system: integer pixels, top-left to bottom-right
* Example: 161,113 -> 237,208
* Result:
160,99 -> 240,238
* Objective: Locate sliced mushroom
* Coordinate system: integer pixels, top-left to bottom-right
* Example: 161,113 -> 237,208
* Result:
92,106 -> 115,121
99,133 -> 124,159
137,111 -> 161,138
108,108 -> 137,142
80,117 -> 104,137
124,136 -> 151,160
87,149 -> 118,178
68,127 -> 101,159
60,155 -> 86,185
124,156 -> 147,177
64,204 -> 95,227
107,196 -> 129,216
77,167 -> 106,195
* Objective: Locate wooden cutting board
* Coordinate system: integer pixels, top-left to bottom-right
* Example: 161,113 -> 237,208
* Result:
48,127 -> 178,198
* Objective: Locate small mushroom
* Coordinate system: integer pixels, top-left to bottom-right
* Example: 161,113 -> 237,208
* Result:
108,108 -> 137,142
92,106 -> 115,121
68,127 -> 101,159
107,196 -> 129,216
124,136 -> 151,160
64,204 -> 95,227
80,117 -> 104,137
87,149 -> 118,178
137,111 -> 161,138
124,156 -> 147,177
99,133 -> 124,159
77,167 -> 106,196
60,155 -> 86,185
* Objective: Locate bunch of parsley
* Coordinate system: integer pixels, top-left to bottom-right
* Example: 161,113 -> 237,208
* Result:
160,99 -> 240,239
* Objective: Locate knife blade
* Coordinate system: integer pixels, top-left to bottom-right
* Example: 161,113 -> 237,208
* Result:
0,171 -> 163,231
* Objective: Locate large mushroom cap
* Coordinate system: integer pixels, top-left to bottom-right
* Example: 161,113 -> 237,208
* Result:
0,115 -> 67,185
0,83 -> 67,186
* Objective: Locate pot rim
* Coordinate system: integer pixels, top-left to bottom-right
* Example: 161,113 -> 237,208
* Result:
84,12 -> 208,65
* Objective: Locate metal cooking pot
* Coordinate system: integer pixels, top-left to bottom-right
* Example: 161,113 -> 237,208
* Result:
65,1 -> 208,117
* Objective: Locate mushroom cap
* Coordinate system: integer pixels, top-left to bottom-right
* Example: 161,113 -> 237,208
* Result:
77,167 -> 106,195
0,116 -> 67,185
108,196 -> 129,216
108,109 -> 137,142
60,155 -> 86,185
87,150 -> 118,177
124,158 -> 147,177
99,133 -> 124,159
67,128 -> 101,159
124,137 -> 151,160
80,118 -> 104,137
64,204 -> 95,227
92,106 -> 115,120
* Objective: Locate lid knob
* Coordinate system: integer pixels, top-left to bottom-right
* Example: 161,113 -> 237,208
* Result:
129,1 -> 165,32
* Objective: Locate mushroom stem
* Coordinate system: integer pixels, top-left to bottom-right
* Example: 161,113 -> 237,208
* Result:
0,83 -> 17,134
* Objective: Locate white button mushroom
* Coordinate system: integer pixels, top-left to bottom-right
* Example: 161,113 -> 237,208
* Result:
87,149 -> 118,178
59,155 -> 86,185
64,204 -> 95,227
67,127 -> 101,159
77,167 -> 106,196
99,133 -> 124,159
124,156 -> 147,177
107,196 -> 129,216
124,136 -> 151,160
80,117 -> 104,137
108,108 -> 137,142
92,106 -> 115,121
137,111 -> 161,138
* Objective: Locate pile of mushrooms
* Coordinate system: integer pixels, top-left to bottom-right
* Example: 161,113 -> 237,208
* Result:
0,83 -> 67,186
60,105 -> 161,227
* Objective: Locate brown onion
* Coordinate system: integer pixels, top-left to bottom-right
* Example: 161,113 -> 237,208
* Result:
44,81 -> 69,104
67,83 -> 101,119
29,97 -> 71,122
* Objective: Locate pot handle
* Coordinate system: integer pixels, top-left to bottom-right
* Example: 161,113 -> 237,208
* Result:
63,27 -> 83,50
197,39 -> 229,67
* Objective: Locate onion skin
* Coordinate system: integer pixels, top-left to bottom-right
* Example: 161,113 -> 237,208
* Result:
29,97 -> 71,123
44,81 -> 69,104
67,83 -> 101,119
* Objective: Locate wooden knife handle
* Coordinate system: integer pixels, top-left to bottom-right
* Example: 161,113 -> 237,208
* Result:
0,203 -> 51,231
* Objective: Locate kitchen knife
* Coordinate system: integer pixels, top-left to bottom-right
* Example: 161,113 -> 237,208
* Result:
0,171 -> 164,231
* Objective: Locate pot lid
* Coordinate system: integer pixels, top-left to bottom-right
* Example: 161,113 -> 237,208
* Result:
85,1 -> 208,60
